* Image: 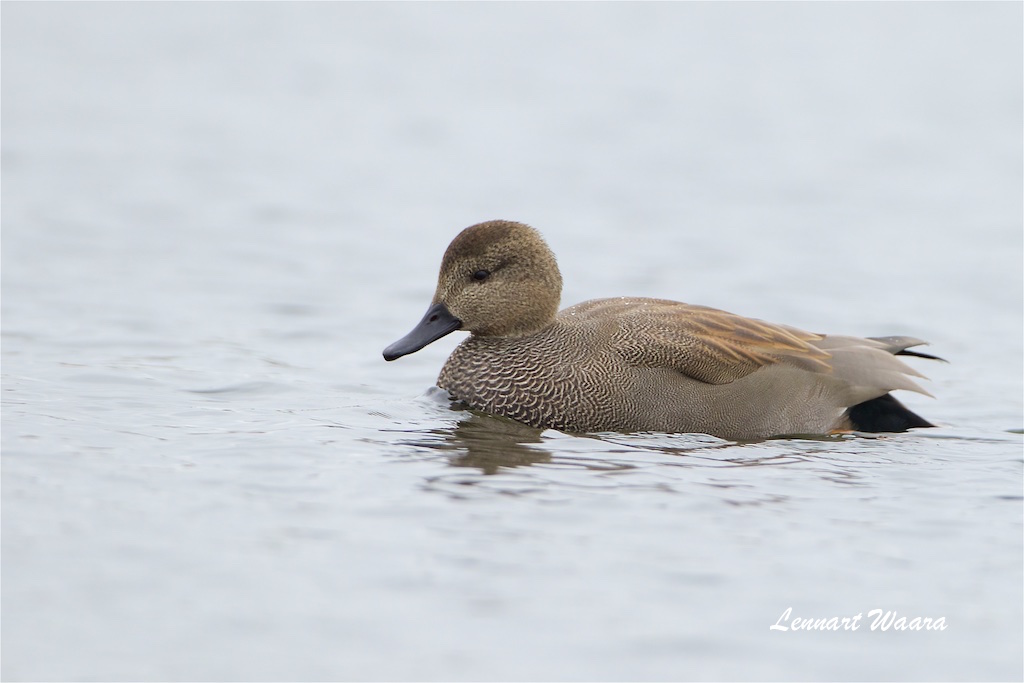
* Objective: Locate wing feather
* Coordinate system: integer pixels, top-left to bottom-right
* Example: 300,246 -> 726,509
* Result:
567,298 -> 831,384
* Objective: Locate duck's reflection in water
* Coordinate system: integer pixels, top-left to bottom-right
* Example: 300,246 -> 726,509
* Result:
423,411 -> 551,474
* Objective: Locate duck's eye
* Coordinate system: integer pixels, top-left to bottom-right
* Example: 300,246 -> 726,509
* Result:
472,269 -> 490,282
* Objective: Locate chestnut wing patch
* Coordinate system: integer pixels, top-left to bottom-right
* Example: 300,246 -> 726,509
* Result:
602,299 -> 832,385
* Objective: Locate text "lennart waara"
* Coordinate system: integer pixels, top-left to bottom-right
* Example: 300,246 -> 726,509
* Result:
770,607 -> 948,632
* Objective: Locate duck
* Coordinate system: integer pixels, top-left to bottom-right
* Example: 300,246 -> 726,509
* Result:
383,220 -> 940,440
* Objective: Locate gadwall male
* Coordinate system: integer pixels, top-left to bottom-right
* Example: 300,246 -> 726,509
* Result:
384,220 -> 940,440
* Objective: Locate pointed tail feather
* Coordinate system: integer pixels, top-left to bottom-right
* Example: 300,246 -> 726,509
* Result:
867,335 -> 947,362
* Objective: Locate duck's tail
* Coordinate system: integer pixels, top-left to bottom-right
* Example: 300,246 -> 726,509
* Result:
845,393 -> 935,432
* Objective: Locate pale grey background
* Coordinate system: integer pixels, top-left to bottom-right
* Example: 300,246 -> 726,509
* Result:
3,3 -> 1022,681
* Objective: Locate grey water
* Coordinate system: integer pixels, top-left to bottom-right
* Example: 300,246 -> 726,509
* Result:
2,3 -> 1022,681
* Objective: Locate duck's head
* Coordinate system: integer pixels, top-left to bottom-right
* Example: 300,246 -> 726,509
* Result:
383,220 -> 562,361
